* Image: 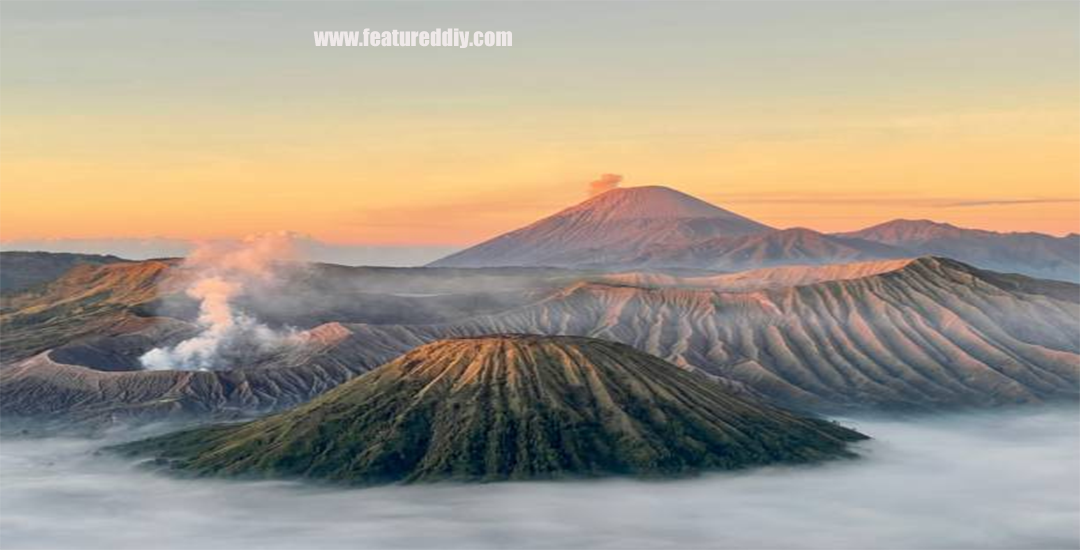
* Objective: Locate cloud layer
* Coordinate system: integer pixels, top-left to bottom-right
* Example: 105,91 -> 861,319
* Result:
0,237 -> 460,267
2,407 -> 1076,549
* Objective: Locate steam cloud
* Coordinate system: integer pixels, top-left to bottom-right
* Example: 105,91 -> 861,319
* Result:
588,173 -> 622,197
140,232 -> 302,371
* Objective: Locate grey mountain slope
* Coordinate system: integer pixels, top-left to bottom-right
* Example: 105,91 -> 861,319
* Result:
3,256 -> 1076,428
0,323 -> 377,430
838,219 -> 1080,282
626,227 -> 907,270
332,257 -> 1080,411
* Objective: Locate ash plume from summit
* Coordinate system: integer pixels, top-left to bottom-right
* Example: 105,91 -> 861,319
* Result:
140,232 -> 304,371
588,173 -> 622,197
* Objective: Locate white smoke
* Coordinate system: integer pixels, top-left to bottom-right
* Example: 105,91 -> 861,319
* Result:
140,232 -> 302,371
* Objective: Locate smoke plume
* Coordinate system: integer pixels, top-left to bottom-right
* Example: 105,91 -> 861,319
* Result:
588,174 -> 622,197
140,232 -> 302,371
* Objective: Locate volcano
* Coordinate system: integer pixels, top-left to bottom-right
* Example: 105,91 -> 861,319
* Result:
113,335 -> 866,484
430,186 -> 773,268
429,186 -> 1079,279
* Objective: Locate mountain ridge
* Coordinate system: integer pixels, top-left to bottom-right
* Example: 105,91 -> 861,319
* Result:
837,219 -> 1079,281
429,186 -> 1079,280
0,251 -> 130,294
332,256 -> 1080,410
629,227 -> 906,270
2,256 -> 1076,427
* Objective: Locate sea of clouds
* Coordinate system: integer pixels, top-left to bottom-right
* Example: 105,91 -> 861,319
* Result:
1,406 -> 1077,550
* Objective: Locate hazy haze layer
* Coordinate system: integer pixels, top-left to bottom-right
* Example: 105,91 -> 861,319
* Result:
1,407 -> 1076,549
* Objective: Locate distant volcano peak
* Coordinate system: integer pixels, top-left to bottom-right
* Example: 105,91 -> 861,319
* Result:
565,185 -> 762,223
429,184 -> 772,268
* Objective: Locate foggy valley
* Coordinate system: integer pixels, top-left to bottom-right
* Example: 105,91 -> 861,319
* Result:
2,407 -> 1077,550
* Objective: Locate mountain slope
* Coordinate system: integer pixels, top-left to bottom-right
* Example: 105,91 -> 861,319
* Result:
598,258 -> 918,291
430,186 -> 773,268
0,259 -> 586,365
0,323 -> 379,430
0,251 -> 129,294
112,336 -> 866,484
630,228 -> 906,270
0,260 -> 184,363
838,219 -> 1080,281
331,257 -> 1080,410
3,257 -> 1076,426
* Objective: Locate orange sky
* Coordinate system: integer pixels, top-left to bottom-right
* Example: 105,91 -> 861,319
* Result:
2,2 -> 1077,246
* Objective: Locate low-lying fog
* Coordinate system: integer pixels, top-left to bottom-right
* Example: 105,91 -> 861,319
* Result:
2,407 -> 1077,550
